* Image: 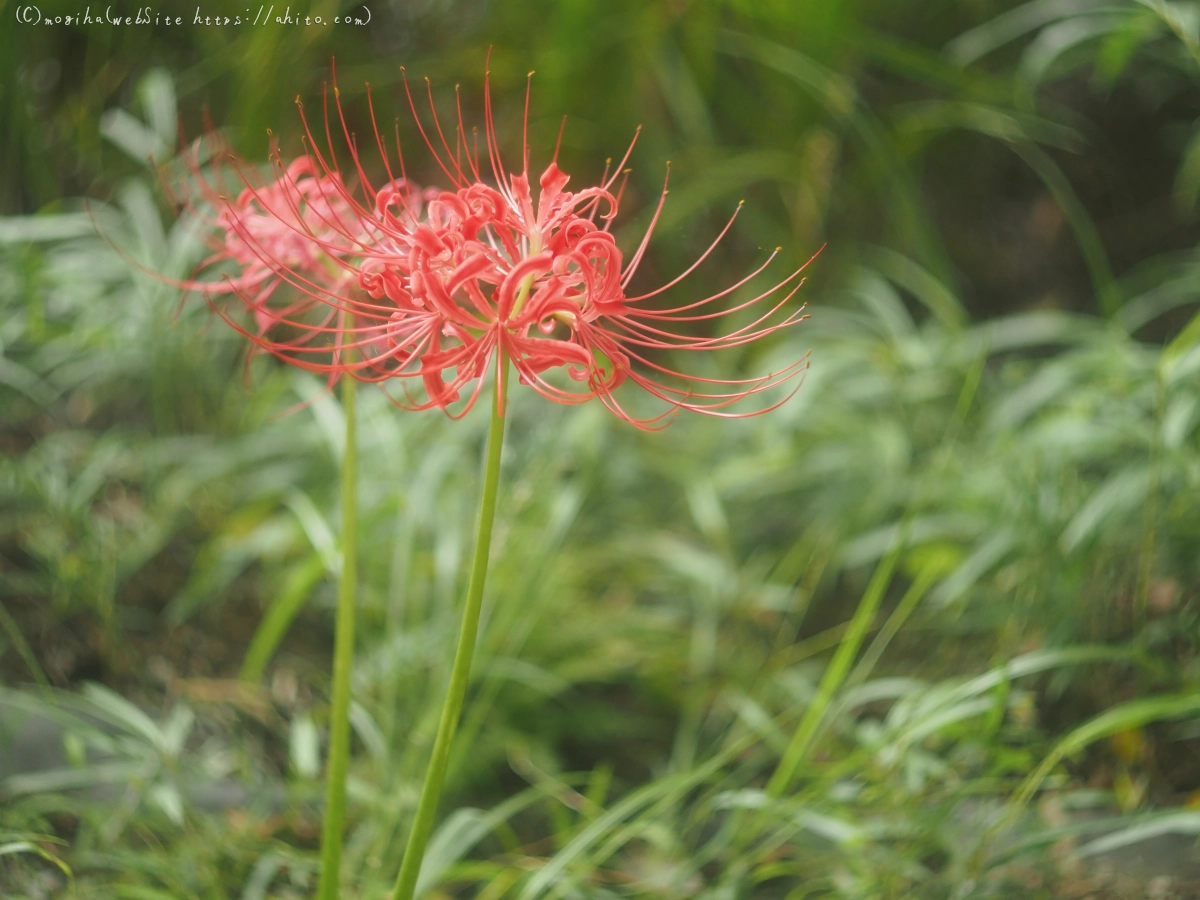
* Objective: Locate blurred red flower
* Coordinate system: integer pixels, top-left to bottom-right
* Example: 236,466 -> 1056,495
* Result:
179,65 -> 813,429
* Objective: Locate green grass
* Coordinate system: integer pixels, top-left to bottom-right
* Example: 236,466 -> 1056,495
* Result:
4,1 -> 1200,898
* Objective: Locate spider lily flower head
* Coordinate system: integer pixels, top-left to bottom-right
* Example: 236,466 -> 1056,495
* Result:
180,63 -> 813,429
173,147 -> 361,334
212,158 -> 357,332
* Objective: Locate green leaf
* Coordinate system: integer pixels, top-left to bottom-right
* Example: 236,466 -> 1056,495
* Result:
863,247 -> 967,330
137,69 -> 177,154
0,214 -> 95,243
1014,692 -> 1200,810
1135,0 -> 1200,48
0,840 -> 71,878
1018,13 -> 1128,89
100,109 -> 169,166
1077,810 -> 1200,857
289,712 -> 320,780
1060,466 -> 1151,552
930,530 -> 1015,606
416,791 -> 541,898
1095,7 -> 1165,82
149,782 -> 184,825
81,683 -> 161,746
946,0 -> 1108,65
1161,305 -> 1200,381
1174,126 -> 1200,215
239,554 -> 327,683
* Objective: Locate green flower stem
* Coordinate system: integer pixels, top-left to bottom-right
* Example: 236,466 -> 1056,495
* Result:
316,370 -> 358,900
392,350 -> 512,900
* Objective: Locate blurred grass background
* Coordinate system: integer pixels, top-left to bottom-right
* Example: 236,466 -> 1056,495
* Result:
5,0 -> 1200,897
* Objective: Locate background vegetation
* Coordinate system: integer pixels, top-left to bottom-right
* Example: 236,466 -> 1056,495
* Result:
4,0 -> 1200,897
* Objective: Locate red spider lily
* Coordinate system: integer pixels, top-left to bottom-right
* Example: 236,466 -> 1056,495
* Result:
180,65 -> 813,429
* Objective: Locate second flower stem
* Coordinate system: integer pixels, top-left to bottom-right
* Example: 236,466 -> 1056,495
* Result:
392,351 -> 512,900
317,371 -> 358,900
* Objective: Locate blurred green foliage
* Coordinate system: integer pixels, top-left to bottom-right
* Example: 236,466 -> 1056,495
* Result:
5,0 -> 1200,897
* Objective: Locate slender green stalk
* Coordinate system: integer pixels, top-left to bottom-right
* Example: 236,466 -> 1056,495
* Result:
316,371 -> 358,900
392,351 -> 512,900
766,536 -> 903,796
845,558 -> 940,692
766,351 -> 987,797
0,598 -> 50,690
1133,370 -> 1165,626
